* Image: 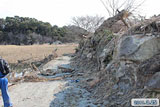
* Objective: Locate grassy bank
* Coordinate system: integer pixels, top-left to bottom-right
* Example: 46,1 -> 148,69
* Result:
0,43 -> 78,64
0,43 -> 78,72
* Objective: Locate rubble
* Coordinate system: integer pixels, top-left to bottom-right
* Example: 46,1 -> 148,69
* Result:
71,13 -> 160,106
40,69 -> 57,76
58,64 -> 75,73
50,80 -> 97,107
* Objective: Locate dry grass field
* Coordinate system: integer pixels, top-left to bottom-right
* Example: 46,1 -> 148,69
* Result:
0,43 -> 78,64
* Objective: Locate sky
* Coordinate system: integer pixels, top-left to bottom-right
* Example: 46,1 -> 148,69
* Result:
0,0 -> 159,27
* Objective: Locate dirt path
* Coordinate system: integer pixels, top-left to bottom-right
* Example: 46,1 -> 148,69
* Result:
0,56 -> 97,107
0,81 -> 66,107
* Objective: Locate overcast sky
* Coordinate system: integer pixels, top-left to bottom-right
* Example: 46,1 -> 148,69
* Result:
0,0 -> 159,27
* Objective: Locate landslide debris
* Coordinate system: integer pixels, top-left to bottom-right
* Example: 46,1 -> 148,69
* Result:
71,12 -> 160,106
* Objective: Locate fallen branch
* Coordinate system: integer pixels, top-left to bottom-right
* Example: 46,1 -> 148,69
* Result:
17,57 -> 33,64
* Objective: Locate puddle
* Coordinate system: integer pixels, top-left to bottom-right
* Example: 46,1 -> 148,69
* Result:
39,73 -> 71,78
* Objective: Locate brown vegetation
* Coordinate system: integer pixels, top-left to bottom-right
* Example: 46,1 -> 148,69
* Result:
0,44 -> 78,64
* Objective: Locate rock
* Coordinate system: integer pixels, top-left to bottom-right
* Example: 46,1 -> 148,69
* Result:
71,14 -> 160,107
98,37 -> 115,69
112,84 -> 118,90
138,54 -> 160,75
117,92 -> 124,96
87,53 -> 92,59
58,64 -> 74,73
88,78 -> 100,88
77,73 -> 84,76
96,10 -> 130,34
52,41 -> 62,45
41,69 -> 56,76
50,82 -> 97,107
145,72 -> 160,92
103,101 -> 109,106
116,35 -> 160,61
116,66 -> 125,79
118,81 -> 130,92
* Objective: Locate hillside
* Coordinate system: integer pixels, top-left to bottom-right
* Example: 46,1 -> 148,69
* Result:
71,12 -> 160,106
0,16 -> 87,45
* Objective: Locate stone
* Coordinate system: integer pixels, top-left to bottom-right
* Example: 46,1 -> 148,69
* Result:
138,54 -> 160,75
87,53 -> 92,59
71,14 -> 160,107
88,78 -> 100,88
116,67 -> 125,78
117,92 -> 124,96
52,41 -> 62,45
145,72 -> 160,92
116,35 -> 160,61
112,84 -> 118,90
58,64 -> 74,73
40,69 -> 56,76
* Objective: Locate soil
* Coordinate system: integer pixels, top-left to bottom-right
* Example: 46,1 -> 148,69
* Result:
0,56 -> 97,107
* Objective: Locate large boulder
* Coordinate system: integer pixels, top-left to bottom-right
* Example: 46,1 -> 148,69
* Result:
115,35 -> 160,61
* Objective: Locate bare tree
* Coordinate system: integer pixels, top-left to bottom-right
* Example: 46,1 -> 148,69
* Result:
71,15 -> 104,32
99,0 -> 146,28
100,0 -> 146,17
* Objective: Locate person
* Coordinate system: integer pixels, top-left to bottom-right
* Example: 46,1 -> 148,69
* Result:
0,57 -> 12,107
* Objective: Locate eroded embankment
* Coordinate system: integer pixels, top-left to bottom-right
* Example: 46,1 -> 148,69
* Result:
71,15 -> 160,106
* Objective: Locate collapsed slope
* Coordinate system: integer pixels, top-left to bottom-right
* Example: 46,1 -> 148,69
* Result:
72,13 -> 160,106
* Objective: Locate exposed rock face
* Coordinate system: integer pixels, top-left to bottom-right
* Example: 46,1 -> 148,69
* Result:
145,72 -> 160,92
72,15 -> 160,106
96,10 -> 129,33
116,35 -> 160,61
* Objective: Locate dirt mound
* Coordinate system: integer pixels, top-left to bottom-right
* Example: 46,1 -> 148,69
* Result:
72,14 -> 160,106
125,16 -> 160,35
